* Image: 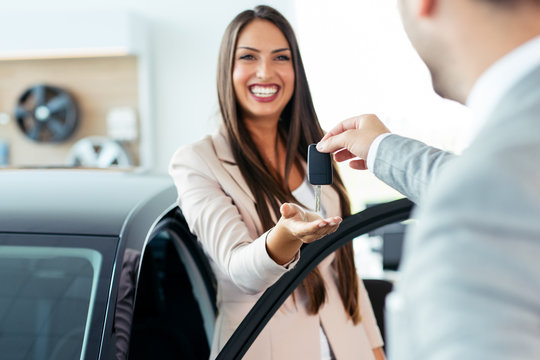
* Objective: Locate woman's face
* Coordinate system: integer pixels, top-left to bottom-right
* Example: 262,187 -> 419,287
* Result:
233,19 -> 295,123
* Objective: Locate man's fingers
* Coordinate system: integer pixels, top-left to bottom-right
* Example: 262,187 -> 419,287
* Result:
333,148 -> 357,162
349,159 -> 367,170
319,114 -> 390,162
317,131 -> 353,154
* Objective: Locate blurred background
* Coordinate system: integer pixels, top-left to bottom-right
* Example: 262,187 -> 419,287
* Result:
0,0 -> 473,210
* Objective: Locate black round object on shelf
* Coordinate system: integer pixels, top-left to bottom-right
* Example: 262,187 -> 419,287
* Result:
15,84 -> 79,143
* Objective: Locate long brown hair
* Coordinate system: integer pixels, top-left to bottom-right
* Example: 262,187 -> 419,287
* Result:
217,5 -> 360,323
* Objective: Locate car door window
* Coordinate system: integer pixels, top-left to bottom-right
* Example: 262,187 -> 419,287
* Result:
129,217 -> 216,360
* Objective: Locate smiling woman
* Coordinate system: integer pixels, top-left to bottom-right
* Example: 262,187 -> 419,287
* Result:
169,5 -> 385,360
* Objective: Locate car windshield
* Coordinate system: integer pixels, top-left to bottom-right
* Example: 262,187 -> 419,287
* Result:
0,245 -> 102,360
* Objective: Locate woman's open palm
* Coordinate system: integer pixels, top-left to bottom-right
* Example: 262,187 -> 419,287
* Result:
278,203 -> 342,243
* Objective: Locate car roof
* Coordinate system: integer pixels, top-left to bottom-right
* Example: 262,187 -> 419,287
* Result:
0,169 -> 177,237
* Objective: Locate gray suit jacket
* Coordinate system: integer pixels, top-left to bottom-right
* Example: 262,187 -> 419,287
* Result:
375,64 -> 540,359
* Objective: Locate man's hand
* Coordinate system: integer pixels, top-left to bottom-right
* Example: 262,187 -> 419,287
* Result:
316,114 -> 390,170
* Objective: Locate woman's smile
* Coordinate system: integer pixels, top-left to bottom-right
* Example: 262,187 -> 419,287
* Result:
249,84 -> 280,102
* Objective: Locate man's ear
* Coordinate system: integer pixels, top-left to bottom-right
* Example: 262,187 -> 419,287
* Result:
419,0 -> 436,16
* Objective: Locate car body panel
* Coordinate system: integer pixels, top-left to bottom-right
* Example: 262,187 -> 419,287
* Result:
0,169 -> 176,237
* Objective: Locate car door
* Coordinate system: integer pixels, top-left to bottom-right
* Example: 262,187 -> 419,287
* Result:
128,210 -> 217,360
215,198 -> 414,359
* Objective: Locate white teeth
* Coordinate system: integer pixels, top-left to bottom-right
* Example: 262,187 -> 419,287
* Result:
250,85 -> 278,97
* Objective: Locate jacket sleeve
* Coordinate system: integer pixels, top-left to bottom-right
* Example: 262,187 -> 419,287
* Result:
373,134 -> 457,203
386,145 -> 540,359
168,142 -> 299,294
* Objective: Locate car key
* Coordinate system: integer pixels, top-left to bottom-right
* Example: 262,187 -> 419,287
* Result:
308,144 -> 333,213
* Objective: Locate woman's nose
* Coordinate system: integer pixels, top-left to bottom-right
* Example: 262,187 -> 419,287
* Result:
255,59 -> 272,80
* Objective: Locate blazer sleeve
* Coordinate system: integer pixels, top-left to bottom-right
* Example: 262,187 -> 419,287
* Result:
373,134 -> 457,203
168,142 -> 298,295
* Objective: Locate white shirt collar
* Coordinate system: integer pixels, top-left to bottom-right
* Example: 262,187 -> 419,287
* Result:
466,35 -> 540,140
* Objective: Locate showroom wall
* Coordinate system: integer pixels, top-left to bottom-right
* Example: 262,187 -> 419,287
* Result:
0,0 -> 294,173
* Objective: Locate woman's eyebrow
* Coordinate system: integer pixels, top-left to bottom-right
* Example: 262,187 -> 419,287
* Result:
237,46 -> 260,52
236,46 -> 290,53
272,48 -> 290,54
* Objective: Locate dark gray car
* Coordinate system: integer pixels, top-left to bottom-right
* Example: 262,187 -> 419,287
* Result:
0,169 -> 412,359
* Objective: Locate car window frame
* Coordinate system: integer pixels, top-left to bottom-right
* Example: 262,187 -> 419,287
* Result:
215,197 -> 414,360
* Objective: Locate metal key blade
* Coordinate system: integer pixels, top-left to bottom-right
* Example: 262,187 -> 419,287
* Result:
315,185 -> 321,213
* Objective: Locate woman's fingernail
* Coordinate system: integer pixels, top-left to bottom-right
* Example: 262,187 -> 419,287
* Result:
329,222 -> 337,226
316,142 -> 325,151
318,222 -> 327,228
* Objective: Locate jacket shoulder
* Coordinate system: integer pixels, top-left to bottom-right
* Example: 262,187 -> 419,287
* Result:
171,135 -> 214,158
169,135 -> 217,169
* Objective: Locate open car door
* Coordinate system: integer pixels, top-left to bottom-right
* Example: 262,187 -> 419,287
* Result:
216,198 -> 414,359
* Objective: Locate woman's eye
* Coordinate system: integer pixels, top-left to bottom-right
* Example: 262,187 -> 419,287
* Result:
275,55 -> 291,61
239,54 -> 255,60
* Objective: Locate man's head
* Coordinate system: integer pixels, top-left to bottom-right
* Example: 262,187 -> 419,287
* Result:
397,0 -> 540,104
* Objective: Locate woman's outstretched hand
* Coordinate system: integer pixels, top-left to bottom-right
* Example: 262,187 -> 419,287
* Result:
265,203 -> 342,265
279,203 -> 342,243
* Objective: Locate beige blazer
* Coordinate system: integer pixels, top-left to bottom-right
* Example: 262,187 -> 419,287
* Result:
169,127 -> 383,359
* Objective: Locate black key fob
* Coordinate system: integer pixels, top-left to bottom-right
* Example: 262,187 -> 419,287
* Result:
308,144 -> 333,185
